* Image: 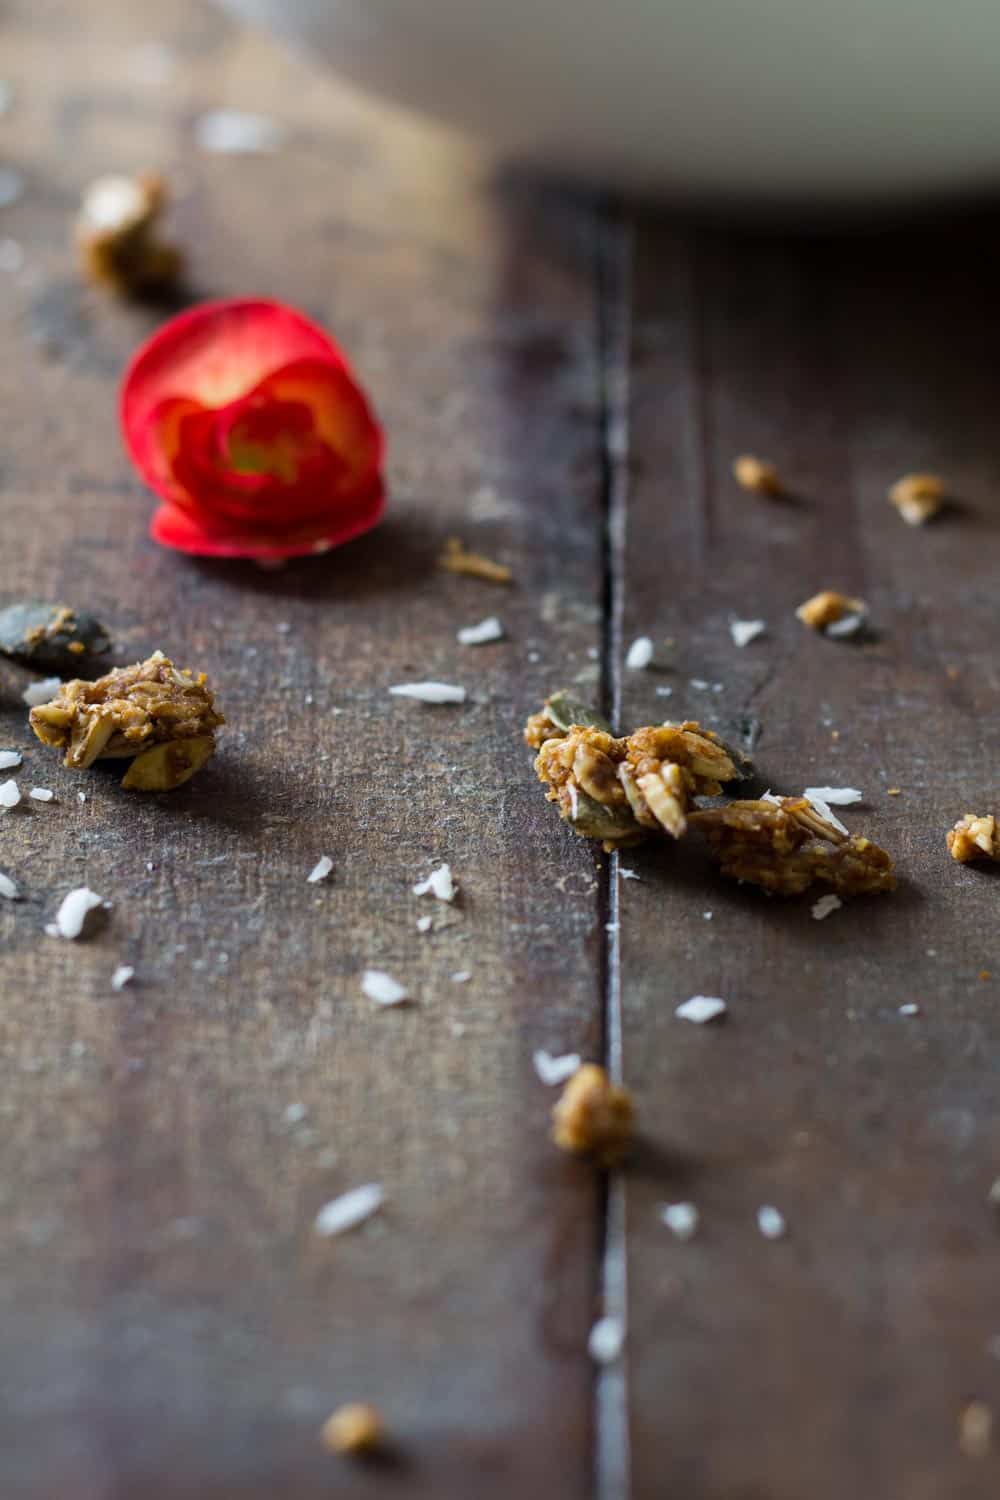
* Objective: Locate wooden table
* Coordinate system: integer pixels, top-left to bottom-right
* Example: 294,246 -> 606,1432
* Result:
2,2 -> 999,1495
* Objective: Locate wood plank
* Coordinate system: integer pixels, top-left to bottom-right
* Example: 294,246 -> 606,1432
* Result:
620,216 -> 1000,1498
0,2 -> 610,1493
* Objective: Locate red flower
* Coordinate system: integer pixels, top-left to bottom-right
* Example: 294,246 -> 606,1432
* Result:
120,298 -> 384,560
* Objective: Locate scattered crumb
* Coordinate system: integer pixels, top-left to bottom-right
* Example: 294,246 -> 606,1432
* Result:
0,779 -> 21,809
730,618 -> 767,648
980,971 -> 991,982
959,1400 -> 992,1459
450,1021 -> 466,1038
412,863 -> 456,902
625,636 -> 653,671
22,676 -> 62,708
78,792 -> 87,804
757,1205 -> 786,1240
703,911 -> 713,920
450,970 -> 471,984
416,914 -> 433,933
320,1402 -> 383,1456
314,1183 -> 384,1238
947,813 -> 998,864
284,1102 -> 308,1125
804,794 -> 849,836
439,536 -> 512,584
0,166 -> 24,209
0,870 -> 20,900
898,1002 -> 920,1016
361,970 -> 409,1007
887,787 -> 901,796
29,787 -> 54,802
803,787 -> 862,806
796,591 -> 867,635
307,855 -> 333,884
0,750 -> 22,770
732,454 -> 781,495
946,665 -> 960,681
533,1049 -> 582,1086
552,1064 -> 634,1163
676,995 -> 727,1024
588,1315 -> 625,1365
194,108 -> 285,154
111,964 -> 135,992
76,172 -> 181,294
388,682 -> 466,704
888,472 -> 945,526
660,1202 -> 699,1240
457,616 -> 504,646
0,237 -> 24,273
689,678 -> 709,691
51,887 -> 104,939
620,867 -> 639,880
988,1178 -> 1000,1208
811,893 -> 843,921
655,685 -> 673,698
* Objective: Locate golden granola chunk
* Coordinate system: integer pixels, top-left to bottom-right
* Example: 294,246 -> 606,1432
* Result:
888,472 -> 946,526
795,590 -> 866,633
552,1064 -> 634,1164
947,813 -> 998,864
689,796 -> 895,897
732,454 -> 781,495
75,172 -> 182,295
320,1403 -> 383,1456
30,650 -> 224,788
534,727 -> 641,849
439,536 -> 512,584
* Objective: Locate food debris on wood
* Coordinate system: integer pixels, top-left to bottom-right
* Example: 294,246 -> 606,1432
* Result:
757,1205 -> 787,1240
676,995 -> 727,1024
811,893 -> 842,920
0,601 -> 111,674
898,1002 -> 920,1016
588,1315 -> 625,1364
314,1183 -> 385,1237
661,1202 -> 699,1240
75,172 -> 182,295
690,796 -> 895,897
0,779 -> 21,809
732,454 -> 781,495
551,1064 -> 634,1164
388,681 -> 466,704
887,787 -> 902,796
48,886 -> 104,939
625,636 -> 654,670
194,108 -> 286,155
803,786 -> 862,807
457,616 -> 504,645
533,1049 -> 582,1086
0,750 -> 20,770
888,472 -> 946,526
307,855 -> 333,884
111,964 -> 135,992
946,813 -> 998,864
320,1401 -> 384,1457
438,536 -> 512,584
959,1400 -> 993,1459
0,870 -> 20,900
730,618 -> 766,647
795,591 -> 867,636
361,970 -> 409,1007
412,863 -> 456,902
29,651 -> 224,791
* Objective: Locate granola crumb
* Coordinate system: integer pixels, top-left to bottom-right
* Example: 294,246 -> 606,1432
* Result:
946,665 -> 960,681
690,796 -> 895,897
946,813 -> 998,864
732,454 -> 781,495
320,1402 -> 384,1456
888,472 -> 946,526
795,590 -> 867,633
959,1400 -> 992,1459
887,787 -> 901,796
76,172 -> 182,295
552,1064 -> 634,1164
439,536 -> 512,584
980,970 -> 991,982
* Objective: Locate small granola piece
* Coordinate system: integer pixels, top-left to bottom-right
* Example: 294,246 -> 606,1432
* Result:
552,1063 -> 634,1164
534,726 -> 642,850
439,536 -> 512,584
947,813 -> 999,864
29,651 -> 223,789
888,472 -> 946,526
795,590 -> 867,633
732,454 -> 781,495
689,796 -> 895,897
959,1400 -> 993,1459
320,1403 -> 384,1457
75,172 -> 182,295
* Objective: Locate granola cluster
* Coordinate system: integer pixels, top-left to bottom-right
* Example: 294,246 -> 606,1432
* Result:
946,813 -> 998,864
888,472 -> 945,526
75,172 -> 182,295
551,1064 -> 634,1164
29,650 -> 224,790
689,797 -> 896,896
795,590 -> 866,632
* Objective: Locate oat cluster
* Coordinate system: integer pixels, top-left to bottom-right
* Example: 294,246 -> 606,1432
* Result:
551,1064 -> 634,1164
76,172 -> 182,295
29,650 -> 224,790
946,813 -> 998,864
525,692 -> 895,898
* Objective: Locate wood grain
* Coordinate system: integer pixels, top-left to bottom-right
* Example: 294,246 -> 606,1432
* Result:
0,2 -> 609,1494
619,217 -> 1000,1499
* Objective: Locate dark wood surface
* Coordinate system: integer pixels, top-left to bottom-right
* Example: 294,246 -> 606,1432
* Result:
2,2 -> 1000,1497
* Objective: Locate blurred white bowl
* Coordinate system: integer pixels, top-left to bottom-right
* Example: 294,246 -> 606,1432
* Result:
219,0 -> 1000,204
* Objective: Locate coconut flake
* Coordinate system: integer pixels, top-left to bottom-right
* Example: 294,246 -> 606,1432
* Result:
194,108 -> 285,154
22,676 -> 61,708
284,1102 -> 308,1124
314,1183 -> 384,1238
761,790 -> 782,805
457,616 -> 504,646
0,779 -> 20,809
0,870 -> 19,900
655,685 -> 673,697
361,970 -> 409,1006
811,893 -> 842,921
588,1316 -> 624,1364
676,995 -> 727,1024
450,970 -> 471,984
52,887 -> 103,939
111,964 -> 135,992
389,682 -> 466,704
805,794 -> 849,837
625,636 -> 653,671
620,868 -> 639,881
81,174 -> 146,231
730,618 -> 766,648
77,792 -> 87,804
689,678 -> 709,690
757,1205 -> 786,1240
804,786 -> 862,806
412,863 -> 455,902
533,1049 -> 581,1086
307,855 -> 333,884
0,750 -> 21,770
660,1202 -> 699,1240
29,787 -> 54,802
898,1002 -> 921,1016
825,610 -> 866,638
416,914 -> 433,933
